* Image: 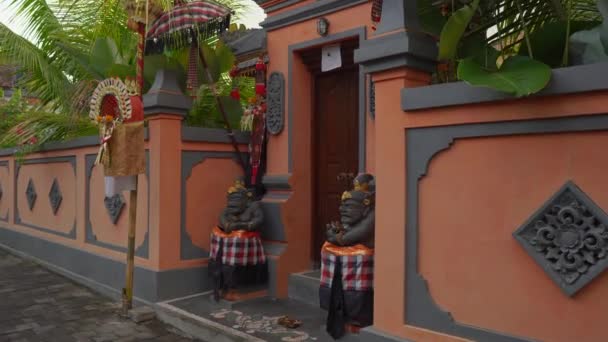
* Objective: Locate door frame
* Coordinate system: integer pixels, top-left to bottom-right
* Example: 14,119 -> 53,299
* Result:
286,27 -> 368,269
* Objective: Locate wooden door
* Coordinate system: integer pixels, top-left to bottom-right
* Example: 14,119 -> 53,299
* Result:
313,67 -> 359,265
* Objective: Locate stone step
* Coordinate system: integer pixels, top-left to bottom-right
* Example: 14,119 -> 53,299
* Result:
156,294 -> 368,342
288,270 -> 321,306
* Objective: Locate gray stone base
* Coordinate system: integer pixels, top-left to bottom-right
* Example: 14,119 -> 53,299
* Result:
288,270 -> 321,305
0,226 -> 211,303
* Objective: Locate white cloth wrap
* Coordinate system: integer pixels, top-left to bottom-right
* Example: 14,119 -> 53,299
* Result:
104,176 -> 137,197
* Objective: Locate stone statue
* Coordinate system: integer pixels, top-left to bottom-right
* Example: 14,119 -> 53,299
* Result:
219,180 -> 264,233
325,173 -> 375,248
209,178 -> 267,302
320,174 -> 375,339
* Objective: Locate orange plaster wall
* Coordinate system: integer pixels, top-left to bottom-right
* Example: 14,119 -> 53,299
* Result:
370,66 -> 608,341
0,147 -> 157,271
419,132 -> 608,342
89,164 -> 149,251
184,158 -> 243,257
16,163 -> 76,235
149,115 -> 248,271
366,106 -> 376,174
149,115 -> 182,271
0,119 -> 250,279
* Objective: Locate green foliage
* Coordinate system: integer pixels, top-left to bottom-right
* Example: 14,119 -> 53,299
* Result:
568,0 -> 608,65
0,88 -> 96,157
0,0 -> 136,112
0,0 -> 254,157
438,0 -> 480,61
457,56 -> 552,97
0,111 -> 97,160
187,75 -> 254,129
431,0 -> 606,96
0,89 -> 27,116
519,20 -> 600,68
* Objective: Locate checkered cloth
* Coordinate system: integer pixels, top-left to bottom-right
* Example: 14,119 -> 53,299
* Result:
147,1 -> 231,37
320,249 -> 374,291
209,228 -> 266,266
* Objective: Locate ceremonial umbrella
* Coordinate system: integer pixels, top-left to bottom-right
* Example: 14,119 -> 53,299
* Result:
142,1 -> 247,174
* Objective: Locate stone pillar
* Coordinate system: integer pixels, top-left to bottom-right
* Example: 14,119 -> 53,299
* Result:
143,69 -> 192,270
354,1 -> 438,340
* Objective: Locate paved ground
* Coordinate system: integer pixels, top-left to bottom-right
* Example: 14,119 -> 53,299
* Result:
0,249 -> 200,342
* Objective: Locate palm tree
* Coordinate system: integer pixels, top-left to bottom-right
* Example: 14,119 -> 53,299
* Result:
0,0 -> 254,153
0,0 -> 252,114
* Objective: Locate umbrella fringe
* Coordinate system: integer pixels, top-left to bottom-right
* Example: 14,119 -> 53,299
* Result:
145,14 -> 231,55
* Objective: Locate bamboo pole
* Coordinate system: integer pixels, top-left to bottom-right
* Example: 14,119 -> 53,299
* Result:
122,188 -> 138,315
121,20 -> 145,317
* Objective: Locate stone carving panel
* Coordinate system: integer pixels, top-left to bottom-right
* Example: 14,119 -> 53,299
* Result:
514,181 -> 608,296
26,179 -> 37,210
48,178 -> 63,215
104,194 -> 125,225
266,71 -> 285,135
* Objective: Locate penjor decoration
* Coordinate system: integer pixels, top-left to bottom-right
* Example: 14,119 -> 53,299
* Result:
89,77 -> 145,198
233,56 -> 268,186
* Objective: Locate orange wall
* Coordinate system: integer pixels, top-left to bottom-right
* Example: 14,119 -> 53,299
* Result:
371,65 -> 608,341
420,132 -> 608,342
0,116 -> 248,279
0,146 -> 156,271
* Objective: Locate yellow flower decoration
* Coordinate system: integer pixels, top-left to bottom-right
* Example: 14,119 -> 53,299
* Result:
341,191 -> 352,201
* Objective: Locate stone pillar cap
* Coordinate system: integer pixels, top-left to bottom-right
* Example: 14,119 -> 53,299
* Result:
143,69 -> 192,117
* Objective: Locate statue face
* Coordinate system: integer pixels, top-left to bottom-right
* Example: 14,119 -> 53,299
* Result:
339,198 -> 368,226
226,193 -> 248,215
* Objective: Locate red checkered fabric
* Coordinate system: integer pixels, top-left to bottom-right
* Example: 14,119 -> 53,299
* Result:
147,1 -> 230,37
320,249 -> 374,291
210,229 -> 266,266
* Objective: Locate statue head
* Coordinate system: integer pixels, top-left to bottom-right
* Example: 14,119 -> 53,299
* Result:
339,174 -> 375,226
225,178 -> 253,215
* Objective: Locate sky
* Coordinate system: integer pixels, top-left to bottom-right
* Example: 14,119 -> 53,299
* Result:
0,0 -> 266,39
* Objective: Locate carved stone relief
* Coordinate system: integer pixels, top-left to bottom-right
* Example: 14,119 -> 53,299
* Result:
48,178 -> 63,215
514,181 -> 608,296
26,179 -> 37,211
104,194 -> 125,225
266,72 -> 285,135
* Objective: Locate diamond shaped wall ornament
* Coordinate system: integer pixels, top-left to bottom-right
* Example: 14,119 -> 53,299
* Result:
25,179 -> 37,210
48,179 -> 63,215
514,181 -> 608,296
104,194 -> 125,225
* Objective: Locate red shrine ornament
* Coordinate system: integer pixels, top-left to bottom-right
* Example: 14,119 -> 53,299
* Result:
230,87 -> 241,100
229,64 -> 241,100
255,57 -> 266,96
371,0 -> 383,31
